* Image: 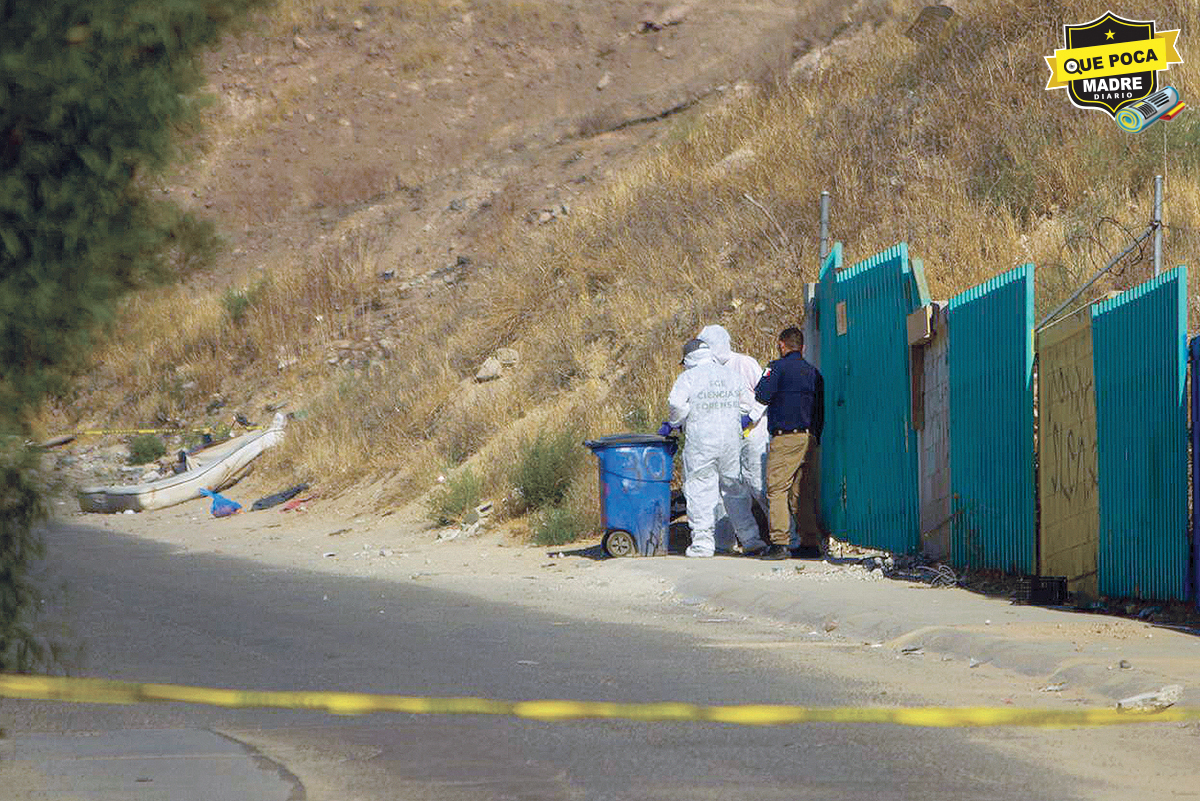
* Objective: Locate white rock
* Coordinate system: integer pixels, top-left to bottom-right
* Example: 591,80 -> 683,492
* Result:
474,356 -> 503,382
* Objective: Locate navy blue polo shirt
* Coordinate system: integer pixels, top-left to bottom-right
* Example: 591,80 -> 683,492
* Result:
754,351 -> 824,439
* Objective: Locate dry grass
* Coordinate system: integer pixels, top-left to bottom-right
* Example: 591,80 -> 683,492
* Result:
85,0 -> 1200,530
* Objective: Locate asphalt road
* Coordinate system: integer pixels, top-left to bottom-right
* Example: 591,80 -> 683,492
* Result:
2,524 -> 1091,800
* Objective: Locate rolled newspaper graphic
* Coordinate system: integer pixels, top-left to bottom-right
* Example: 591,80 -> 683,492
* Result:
1116,86 -> 1180,132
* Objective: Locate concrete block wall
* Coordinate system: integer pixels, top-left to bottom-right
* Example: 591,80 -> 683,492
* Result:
918,304 -> 951,560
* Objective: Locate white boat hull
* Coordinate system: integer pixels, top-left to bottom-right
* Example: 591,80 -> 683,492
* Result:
78,415 -> 287,513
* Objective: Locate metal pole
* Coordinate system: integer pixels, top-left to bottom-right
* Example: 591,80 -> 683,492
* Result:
818,191 -> 831,262
1153,174 -> 1163,277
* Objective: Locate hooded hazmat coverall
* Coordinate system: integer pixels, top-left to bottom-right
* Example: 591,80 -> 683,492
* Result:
697,324 -> 769,552
668,344 -> 760,557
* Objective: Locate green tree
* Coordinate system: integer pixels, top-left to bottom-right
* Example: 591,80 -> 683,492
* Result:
0,0 -> 269,672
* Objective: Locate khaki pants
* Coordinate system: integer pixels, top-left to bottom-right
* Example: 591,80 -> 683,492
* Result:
765,432 -> 820,547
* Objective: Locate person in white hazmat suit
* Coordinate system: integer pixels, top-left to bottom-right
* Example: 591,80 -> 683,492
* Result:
660,338 -> 760,558
697,324 -> 770,555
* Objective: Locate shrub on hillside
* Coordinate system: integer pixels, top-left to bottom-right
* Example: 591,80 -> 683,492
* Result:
127,434 -> 167,465
510,428 -> 580,513
531,503 -> 589,547
530,472 -> 601,547
221,278 -> 270,326
428,468 -> 482,525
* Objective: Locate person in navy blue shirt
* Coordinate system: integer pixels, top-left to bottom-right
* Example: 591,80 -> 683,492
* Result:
753,327 -> 824,560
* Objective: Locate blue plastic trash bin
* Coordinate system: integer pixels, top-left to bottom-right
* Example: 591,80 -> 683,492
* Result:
583,433 -> 677,557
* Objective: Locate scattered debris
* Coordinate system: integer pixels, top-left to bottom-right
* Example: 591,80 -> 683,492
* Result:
640,3 -> 689,31
516,660 -> 539,666
37,434 -> 76,449
596,72 -> 611,90
1117,684 -> 1182,712
199,488 -> 241,518
900,646 -> 924,655
474,356 -> 503,382
252,483 -> 310,511
823,619 -> 839,632
323,552 -> 336,558
1015,575 -> 1068,605
281,495 -> 313,512
968,658 -> 983,668
495,348 -> 519,368
1039,682 -> 1067,692
327,528 -> 351,537
1119,659 -> 1132,669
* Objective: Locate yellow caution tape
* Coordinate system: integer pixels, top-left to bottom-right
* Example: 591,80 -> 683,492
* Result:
1,675 -> 1195,728
72,427 -> 217,436
68,425 -> 263,436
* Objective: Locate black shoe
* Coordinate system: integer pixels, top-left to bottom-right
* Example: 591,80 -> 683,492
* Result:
791,545 -> 823,560
760,545 -> 790,560
741,544 -> 768,557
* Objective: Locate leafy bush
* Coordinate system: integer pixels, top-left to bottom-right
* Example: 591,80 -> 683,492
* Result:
428,468 -> 482,525
532,503 -> 590,547
127,434 -> 167,465
0,0 -> 272,427
510,428 -> 580,513
0,442 -> 47,672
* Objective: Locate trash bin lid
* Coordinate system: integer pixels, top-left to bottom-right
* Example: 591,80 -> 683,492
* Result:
584,433 -> 675,450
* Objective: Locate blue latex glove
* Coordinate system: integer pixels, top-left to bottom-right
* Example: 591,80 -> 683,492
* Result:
657,422 -> 675,437
740,414 -> 753,431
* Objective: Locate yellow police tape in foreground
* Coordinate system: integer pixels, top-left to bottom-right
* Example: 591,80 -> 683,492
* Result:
1,675 -> 1196,728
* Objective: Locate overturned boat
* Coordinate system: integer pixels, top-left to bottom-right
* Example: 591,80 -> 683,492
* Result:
78,414 -> 287,513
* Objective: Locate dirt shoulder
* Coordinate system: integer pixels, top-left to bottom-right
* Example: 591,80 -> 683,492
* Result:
56,486 -> 1200,801
68,479 -> 1200,704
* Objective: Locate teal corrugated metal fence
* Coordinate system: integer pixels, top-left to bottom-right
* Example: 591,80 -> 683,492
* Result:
1091,267 -> 1189,600
818,243 -> 922,554
946,265 -> 1036,573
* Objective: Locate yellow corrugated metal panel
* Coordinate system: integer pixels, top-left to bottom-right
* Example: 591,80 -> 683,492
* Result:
1036,306 -> 1098,600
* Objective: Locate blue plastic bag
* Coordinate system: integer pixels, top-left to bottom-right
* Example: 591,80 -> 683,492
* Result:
199,488 -> 242,518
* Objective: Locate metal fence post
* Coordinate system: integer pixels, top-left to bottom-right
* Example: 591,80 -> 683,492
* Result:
1153,174 -> 1164,277
818,191 -> 831,262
